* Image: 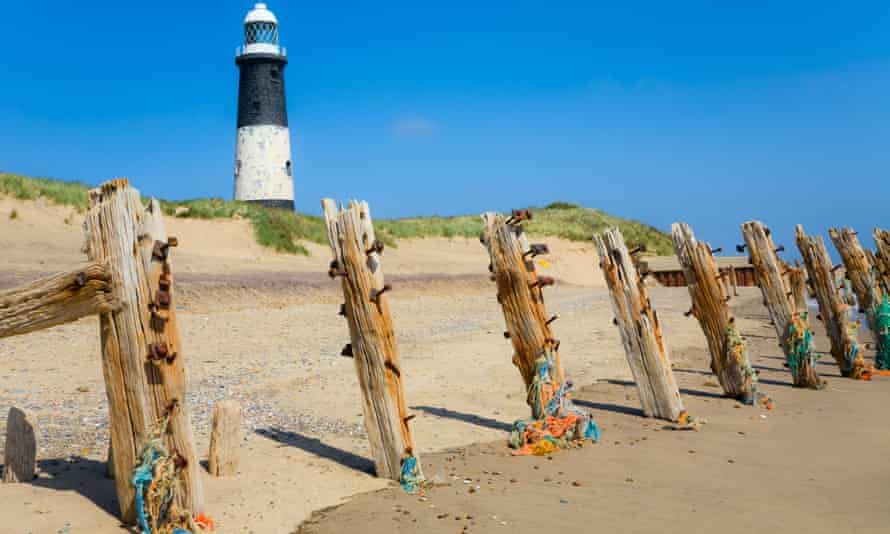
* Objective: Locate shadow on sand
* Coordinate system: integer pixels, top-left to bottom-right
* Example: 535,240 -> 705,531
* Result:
32,456 -> 131,529
572,399 -> 645,417
254,427 -> 375,475
411,405 -> 512,432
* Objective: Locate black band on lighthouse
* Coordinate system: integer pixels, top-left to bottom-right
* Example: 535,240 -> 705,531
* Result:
236,55 -> 289,128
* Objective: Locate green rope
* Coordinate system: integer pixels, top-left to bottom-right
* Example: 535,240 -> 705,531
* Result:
786,312 -> 817,381
875,296 -> 890,370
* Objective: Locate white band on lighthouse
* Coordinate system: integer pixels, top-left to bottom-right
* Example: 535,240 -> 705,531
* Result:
234,125 -> 294,202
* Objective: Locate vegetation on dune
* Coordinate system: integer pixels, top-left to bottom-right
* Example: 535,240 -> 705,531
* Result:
0,172 -> 673,255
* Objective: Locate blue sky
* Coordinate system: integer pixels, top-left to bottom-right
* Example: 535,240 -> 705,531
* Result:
1,1 -> 888,252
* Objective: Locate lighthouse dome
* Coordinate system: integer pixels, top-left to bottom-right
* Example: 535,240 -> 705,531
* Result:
239,3 -> 283,56
244,3 -> 278,24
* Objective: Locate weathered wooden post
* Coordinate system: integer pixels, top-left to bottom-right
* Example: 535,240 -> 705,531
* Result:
796,225 -> 865,378
872,228 -> 890,293
481,211 -> 561,388
84,180 -> 203,522
209,400 -> 242,477
671,223 -> 757,402
2,407 -> 37,483
480,210 -> 597,455
828,227 -> 883,329
322,199 -> 418,481
595,228 -> 686,421
741,221 -> 821,388
786,262 -> 809,315
0,263 -> 115,337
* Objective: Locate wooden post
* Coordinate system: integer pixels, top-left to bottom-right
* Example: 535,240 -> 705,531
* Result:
2,407 -> 37,483
672,223 -> 757,402
0,263 -> 115,339
322,199 -> 417,481
828,227 -> 883,331
481,212 -> 562,392
730,265 -> 739,296
84,180 -> 203,522
208,401 -> 242,477
595,228 -> 686,420
796,225 -> 865,378
741,221 -> 821,388
786,261 -> 809,316
872,228 -> 890,294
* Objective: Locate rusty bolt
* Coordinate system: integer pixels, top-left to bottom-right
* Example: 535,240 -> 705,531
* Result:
155,290 -> 171,310
339,303 -> 346,316
152,240 -> 167,261
523,244 -> 550,258
774,245 -> 785,253
74,271 -> 87,288
736,244 -> 747,253
172,452 -> 187,470
370,284 -> 392,302
612,317 -> 618,326
546,314 -> 559,325
365,239 -> 384,256
684,308 -> 695,318
404,414 -> 416,422
158,277 -> 171,291
503,331 -> 511,339
341,344 -> 353,357
164,398 -> 179,415
529,276 -> 555,289
505,209 -> 532,225
710,247 -> 723,255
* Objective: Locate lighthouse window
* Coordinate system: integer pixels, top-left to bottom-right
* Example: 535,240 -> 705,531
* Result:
252,100 -> 261,112
270,69 -> 279,79
286,160 -> 292,176
245,22 -> 279,45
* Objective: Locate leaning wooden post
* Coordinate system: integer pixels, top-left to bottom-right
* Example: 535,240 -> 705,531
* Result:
595,228 -> 687,421
481,211 -> 562,390
322,199 -> 417,481
786,261 -> 809,316
796,225 -> 865,378
741,221 -> 821,388
828,227 -> 883,331
872,228 -> 890,294
84,180 -> 203,522
672,223 -> 757,402
2,407 -> 37,483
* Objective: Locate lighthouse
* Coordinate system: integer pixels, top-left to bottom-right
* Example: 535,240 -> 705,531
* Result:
234,2 -> 294,210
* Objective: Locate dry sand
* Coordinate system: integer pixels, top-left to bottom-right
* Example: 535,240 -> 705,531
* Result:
1,196 -> 888,533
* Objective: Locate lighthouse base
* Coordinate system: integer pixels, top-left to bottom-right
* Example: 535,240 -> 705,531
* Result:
243,198 -> 295,211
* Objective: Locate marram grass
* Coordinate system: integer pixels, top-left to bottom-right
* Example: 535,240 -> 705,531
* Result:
0,173 -> 672,256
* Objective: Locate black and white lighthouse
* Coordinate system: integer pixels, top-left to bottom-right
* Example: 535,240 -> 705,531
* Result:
234,2 -> 294,210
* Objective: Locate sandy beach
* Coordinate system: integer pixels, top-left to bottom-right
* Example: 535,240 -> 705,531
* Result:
2,197 -> 889,533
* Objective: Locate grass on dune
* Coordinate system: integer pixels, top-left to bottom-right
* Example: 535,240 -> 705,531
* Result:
1,173 -> 673,256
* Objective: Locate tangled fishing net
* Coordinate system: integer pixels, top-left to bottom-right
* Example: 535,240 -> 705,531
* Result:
509,349 -> 599,456
785,312 -> 819,386
836,278 -> 867,379
875,295 -> 890,371
133,414 -> 214,534
399,455 -> 426,494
